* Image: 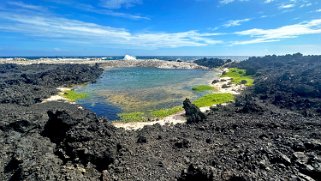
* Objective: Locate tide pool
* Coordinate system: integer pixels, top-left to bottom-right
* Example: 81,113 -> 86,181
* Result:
75,67 -> 219,120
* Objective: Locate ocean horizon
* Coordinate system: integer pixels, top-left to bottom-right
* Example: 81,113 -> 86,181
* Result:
0,56 -> 250,62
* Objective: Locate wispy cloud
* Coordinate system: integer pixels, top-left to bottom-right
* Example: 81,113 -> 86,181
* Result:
0,12 -> 222,48
8,1 -> 46,11
316,9 -> 321,12
264,0 -> 274,3
279,3 -> 295,9
25,0 -> 148,20
233,19 -> 321,45
76,3 -> 149,20
220,0 -> 235,4
278,0 -> 313,9
223,18 -> 251,27
299,2 -> 312,8
219,0 -> 248,5
98,10 -> 149,20
100,0 -> 142,9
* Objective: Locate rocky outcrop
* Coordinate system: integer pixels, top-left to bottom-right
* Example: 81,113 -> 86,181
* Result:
42,109 -> 121,172
0,64 -> 103,106
183,98 -> 206,123
99,59 -> 207,69
235,53 -> 321,115
178,164 -> 215,181
194,58 -> 230,68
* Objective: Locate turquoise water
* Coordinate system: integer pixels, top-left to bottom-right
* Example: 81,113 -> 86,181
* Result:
75,67 -> 218,120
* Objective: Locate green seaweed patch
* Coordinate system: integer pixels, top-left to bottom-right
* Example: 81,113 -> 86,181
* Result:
116,93 -> 234,122
193,93 -> 235,107
117,112 -> 146,122
150,106 -> 184,118
118,106 -> 184,122
192,85 -> 215,92
62,90 -> 88,102
221,68 -> 254,86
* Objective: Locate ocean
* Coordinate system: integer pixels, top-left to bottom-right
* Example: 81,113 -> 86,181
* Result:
0,56 -> 249,62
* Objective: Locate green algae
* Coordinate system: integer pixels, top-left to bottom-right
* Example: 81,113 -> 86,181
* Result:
193,93 -> 235,107
150,106 -> 184,118
221,68 -> 254,86
117,112 -> 146,122
192,85 -> 215,92
62,90 -> 88,102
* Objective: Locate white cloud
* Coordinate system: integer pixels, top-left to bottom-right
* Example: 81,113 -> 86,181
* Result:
99,10 -> 149,20
219,0 -> 248,5
224,18 -> 251,27
264,0 -> 274,3
316,9 -> 321,12
220,0 -> 235,4
299,2 -> 312,8
233,19 -> 321,45
278,0 -> 312,9
0,12 -> 222,48
76,4 -> 149,20
101,0 -> 141,9
279,4 -> 295,9
7,1 -> 149,20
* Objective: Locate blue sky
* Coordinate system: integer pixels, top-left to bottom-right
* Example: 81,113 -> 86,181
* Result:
0,0 -> 320,56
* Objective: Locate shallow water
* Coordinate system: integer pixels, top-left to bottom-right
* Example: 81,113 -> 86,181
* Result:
75,67 -> 219,120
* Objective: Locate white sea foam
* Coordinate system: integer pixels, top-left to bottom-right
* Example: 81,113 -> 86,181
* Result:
123,55 -> 137,61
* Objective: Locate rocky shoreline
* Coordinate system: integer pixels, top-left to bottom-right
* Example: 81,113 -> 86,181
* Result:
1,54 -> 321,180
0,58 -> 207,70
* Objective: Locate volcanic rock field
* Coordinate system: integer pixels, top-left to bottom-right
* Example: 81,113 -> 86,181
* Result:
1,54 -> 321,180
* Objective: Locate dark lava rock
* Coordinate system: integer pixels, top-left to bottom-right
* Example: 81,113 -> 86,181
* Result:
42,110 -> 80,143
183,98 -> 206,124
178,164 -> 214,181
222,84 -> 230,88
42,108 -> 122,172
194,57 -> 227,68
174,138 -> 191,149
292,141 -> 306,152
237,53 -> 321,115
238,101 -> 264,114
4,119 -> 39,133
0,63 -> 103,106
212,79 -> 219,84
137,135 -> 148,144
240,80 -> 247,85
270,151 -> 291,166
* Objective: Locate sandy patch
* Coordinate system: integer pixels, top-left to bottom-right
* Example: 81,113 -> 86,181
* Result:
113,111 -> 187,130
211,77 -> 246,95
42,87 -> 71,103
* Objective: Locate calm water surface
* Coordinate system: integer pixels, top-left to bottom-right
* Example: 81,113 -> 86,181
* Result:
75,67 -> 219,120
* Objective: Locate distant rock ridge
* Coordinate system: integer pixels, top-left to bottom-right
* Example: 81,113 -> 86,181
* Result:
0,58 -> 208,69
99,59 -> 207,69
